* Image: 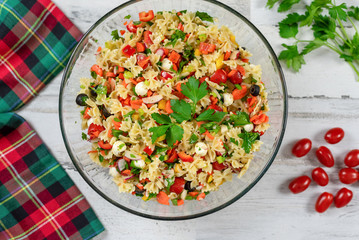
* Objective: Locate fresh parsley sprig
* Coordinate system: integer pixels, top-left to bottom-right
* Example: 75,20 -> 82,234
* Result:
238,131 -> 260,154
181,77 -> 208,114
267,0 -> 359,80
149,113 -> 184,147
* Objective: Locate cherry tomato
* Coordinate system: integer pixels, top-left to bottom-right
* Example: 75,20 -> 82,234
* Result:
169,177 -> 185,194
87,123 -> 105,140
210,69 -> 227,84
288,176 -> 311,194
324,127 -> 344,144
344,149 -> 359,168
228,70 -> 243,84
292,138 -> 312,157
316,146 -> 334,167
339,168 -> 359,184
311,167 -> 329,186
334,187 -> 353,208
315,192 -> 333,213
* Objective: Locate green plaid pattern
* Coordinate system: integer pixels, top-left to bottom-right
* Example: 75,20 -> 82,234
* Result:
0,0 -> 82,112
0,0 -> 105,239
0,112 -> 105,239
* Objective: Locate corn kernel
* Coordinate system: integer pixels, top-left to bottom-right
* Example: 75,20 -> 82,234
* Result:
158,100 -> 166,110
223,106 -> 228,112
216,55 -> 224,69
132,113 -> 139,121
207,175 -> 213,183
195,49 -> 201,56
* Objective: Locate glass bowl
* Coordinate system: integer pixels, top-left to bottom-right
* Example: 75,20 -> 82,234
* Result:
59,0 -> 287,220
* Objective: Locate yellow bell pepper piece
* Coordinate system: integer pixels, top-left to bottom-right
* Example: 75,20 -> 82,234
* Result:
216,55 -> 224,69
142,195 -> 148,201
223,106 -> 228,112
230,34 -> 239,47
207,175 -> 213,183
195,49 -> 201,56
132,113 -> 140,121
174,164 -> 180,173
158,99 -> 166,110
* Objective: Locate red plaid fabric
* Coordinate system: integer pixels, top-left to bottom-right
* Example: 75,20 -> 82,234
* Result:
0,0 -> 105,239
0,0 -> 82,112
0,113 -> 104,239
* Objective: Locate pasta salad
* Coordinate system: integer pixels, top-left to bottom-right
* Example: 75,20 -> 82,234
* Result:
76,10 -> 270,206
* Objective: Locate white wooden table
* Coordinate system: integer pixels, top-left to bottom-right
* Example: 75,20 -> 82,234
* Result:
17,0 -> 359,239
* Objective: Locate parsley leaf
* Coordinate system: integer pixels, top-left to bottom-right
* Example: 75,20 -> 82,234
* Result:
196,109 -> 226,122
152,113 -> 172,124
166,29 -> 186,47
238,132 -> 260,154
92,84 -> 107,96
124,15 -> 131,19
170,100 -> 192,123
189,134 -> 198,144
166,124 -> 184,146
181,77 -> 208,113
278,44 -> 305,72
166,177 -> 175,192
112,129 -> 124,138
328,3 -> 347,21
81,132 -> 87,140
229,112 -> 251,126
279,13 -> 303,38
111,30 -> 120,40
149,125 -> 170,143
195,11 -> 214,22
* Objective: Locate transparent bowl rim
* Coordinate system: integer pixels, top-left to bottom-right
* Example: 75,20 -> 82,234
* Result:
59,0 -> 288,220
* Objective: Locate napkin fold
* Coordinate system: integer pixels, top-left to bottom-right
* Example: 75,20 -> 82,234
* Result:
0,0 -> 82,113
0,0 -> 105,239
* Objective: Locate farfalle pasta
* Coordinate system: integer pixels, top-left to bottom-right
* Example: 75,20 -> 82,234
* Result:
76,10 -> 270,206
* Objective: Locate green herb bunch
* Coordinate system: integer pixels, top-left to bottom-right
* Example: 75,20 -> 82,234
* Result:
267,0 -> 359,80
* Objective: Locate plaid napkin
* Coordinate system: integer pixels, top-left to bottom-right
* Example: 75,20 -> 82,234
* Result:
0,0 -> 105,239
0,113 -> 104,240
0,0 -> 82,112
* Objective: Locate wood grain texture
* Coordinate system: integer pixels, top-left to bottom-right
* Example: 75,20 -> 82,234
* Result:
15,0 -> 359,239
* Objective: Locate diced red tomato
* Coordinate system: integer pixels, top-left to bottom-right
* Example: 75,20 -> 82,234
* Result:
144,146 -> 154,156
199,42 -> 216,54
83,107 -> 91,119
169,177 -> 185,194
90,64 -> 103,77
228,69 -> 243,84
122,45 -> 136,57
210,69 -> 227,84
139,10 -> 154,22
126,21 -> 143,33
178,152 -> 193,162
212,161 -> 226,171
87,123 -> 105,140
98,140 -> 112,150
144,31 -> 153,45
208,104 -> 223,112
166,149 -> 178,163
